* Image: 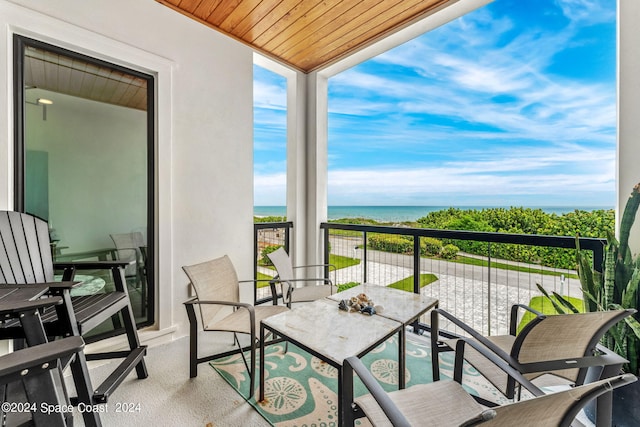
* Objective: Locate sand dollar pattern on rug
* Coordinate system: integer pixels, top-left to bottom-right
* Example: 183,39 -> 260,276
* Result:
210,334 -> 504,425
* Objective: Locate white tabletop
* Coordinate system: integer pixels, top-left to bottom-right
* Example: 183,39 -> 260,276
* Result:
326,283 -> 438,325
261,298 -> 401,365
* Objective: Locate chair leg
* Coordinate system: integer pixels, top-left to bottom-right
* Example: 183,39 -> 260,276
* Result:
249,337 -> 256,399
114,266 -> 148,379
70,350 -> 102,427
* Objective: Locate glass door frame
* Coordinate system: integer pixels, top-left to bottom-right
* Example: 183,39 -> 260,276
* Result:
12,34 -> 156,331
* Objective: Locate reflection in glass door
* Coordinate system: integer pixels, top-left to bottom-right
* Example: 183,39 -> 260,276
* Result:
13,35 -> 154,336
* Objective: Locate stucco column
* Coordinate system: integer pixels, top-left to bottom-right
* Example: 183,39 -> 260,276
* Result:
617,0 -> 640,246
303,71 -> 329,269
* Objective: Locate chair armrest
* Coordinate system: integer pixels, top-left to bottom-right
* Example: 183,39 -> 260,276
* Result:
453,338 -> 545,398
433,308 -> 515,364
55,260 -> 134,270
44,281 -> 81,289
0,336 -> 84,381
293,263 -> 337,272
0,296 -> 63,314
344,356 -> 412,427
516,343 -> 629,374
270,277 -> 333,285
509,304 -> 544,335
184,299 -> 253,310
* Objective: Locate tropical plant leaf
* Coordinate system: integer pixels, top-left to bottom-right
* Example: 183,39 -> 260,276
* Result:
551,291 -> 580,313
535,284 -> 567,314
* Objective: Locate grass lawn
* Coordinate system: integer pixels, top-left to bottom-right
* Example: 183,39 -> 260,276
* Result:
387,273 -> 438,292
256,254 -> 360,288
517,295 -> 585,333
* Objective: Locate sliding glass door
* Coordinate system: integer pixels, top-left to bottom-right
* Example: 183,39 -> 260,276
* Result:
13,35 -> 155,335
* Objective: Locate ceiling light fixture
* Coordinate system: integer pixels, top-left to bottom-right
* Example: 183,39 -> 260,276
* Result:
37,98 -> 53,105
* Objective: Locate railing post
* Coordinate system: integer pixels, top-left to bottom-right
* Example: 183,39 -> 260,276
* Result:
487,241 -> 491,336
324,226 -> 330,280
253,224 -> 259,304
413,235 -> 420,294
363,231 -> 368,284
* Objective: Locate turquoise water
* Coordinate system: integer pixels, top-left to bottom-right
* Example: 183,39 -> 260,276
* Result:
254,205 -> 611,222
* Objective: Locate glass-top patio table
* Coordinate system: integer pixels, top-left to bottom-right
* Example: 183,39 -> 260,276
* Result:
326,283 -> 439,389
259,298 -> 402,426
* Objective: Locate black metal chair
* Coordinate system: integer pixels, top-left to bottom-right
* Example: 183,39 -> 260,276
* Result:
0,211 -> 148,427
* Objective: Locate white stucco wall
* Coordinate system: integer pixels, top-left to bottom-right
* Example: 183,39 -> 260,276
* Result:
618,0 -> 640,251
0,0 -> 256,340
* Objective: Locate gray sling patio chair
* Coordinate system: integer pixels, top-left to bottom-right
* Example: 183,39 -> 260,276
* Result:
183,255 -> 288,397
430,305 -> 634,425
266,247 -> 337,307
343,353 -> 637,427
111,231 -> 147,316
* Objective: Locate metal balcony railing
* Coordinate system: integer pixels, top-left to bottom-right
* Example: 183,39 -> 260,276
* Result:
253,221 -> 293,304
253,221 -> 605,337
320,222 -> 605,337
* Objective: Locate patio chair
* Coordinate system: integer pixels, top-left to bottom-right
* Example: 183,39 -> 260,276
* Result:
110,231 -> 147,314
343,353 -> 637,427
0,211 -> 148,421
267,247 -> 337,307
182,255 -> 288,396
430,305 -> 633,424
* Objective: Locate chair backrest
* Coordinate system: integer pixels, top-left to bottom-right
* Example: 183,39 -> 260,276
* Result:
514,309 -> 632,382
485,373 -> 636,427
0,211 -> 54,284
110,232 -> 145,276
267,247 -> 295,281
182,255 -> 240,329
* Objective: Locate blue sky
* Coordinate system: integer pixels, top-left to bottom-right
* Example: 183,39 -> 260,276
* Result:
253,0 -> 616,207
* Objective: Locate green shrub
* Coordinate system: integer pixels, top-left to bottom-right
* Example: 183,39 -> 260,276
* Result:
368,234 -> 413,254
421,237 -> 442,256
440,244 -> 459,259
260,245 -> 282,266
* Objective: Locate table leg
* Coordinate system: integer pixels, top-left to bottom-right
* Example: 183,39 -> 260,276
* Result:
399,327 -> 406,389
340,363 -> 355,427
260,323 -> 266,402
19,310 -> 70,427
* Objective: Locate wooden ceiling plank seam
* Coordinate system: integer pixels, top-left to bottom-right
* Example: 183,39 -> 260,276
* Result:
24,56 -> 39,90
291,0 -> 424,68
305,0 -> 449,71
208,0 -> 244,26
287,0 -> 420,67
264,0 -> 358,53
232,0 -> 284,37
239,0 -> 306,44
56,60 -> 72,97
275,0 -> 373,60
68,68 -> 85,97
177,0 -> 205,14
218,0 -> 263,32
193,0 -> 224,21
89,74 -> 109,102
43,59 -> 59,93
253,0 -> 325,49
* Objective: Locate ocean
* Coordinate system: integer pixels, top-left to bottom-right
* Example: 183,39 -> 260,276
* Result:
254,205 -> 612,223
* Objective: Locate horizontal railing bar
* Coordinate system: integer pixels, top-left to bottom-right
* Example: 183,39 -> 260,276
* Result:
254,221 -> 294,230
320,222 -> 604,251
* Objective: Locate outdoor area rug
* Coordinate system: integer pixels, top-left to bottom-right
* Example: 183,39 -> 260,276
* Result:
210,335 -> 508,426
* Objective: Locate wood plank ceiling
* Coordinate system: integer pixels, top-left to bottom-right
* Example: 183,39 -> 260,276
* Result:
24,45 -> 148,111
156,0 -> 454,73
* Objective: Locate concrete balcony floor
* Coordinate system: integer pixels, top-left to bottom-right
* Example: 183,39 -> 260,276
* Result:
69,330 -> 595,426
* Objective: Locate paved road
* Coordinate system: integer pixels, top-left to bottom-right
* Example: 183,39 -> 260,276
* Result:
327,235 -> 583,335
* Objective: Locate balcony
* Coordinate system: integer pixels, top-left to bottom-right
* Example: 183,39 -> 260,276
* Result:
71,221 -> 611,426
